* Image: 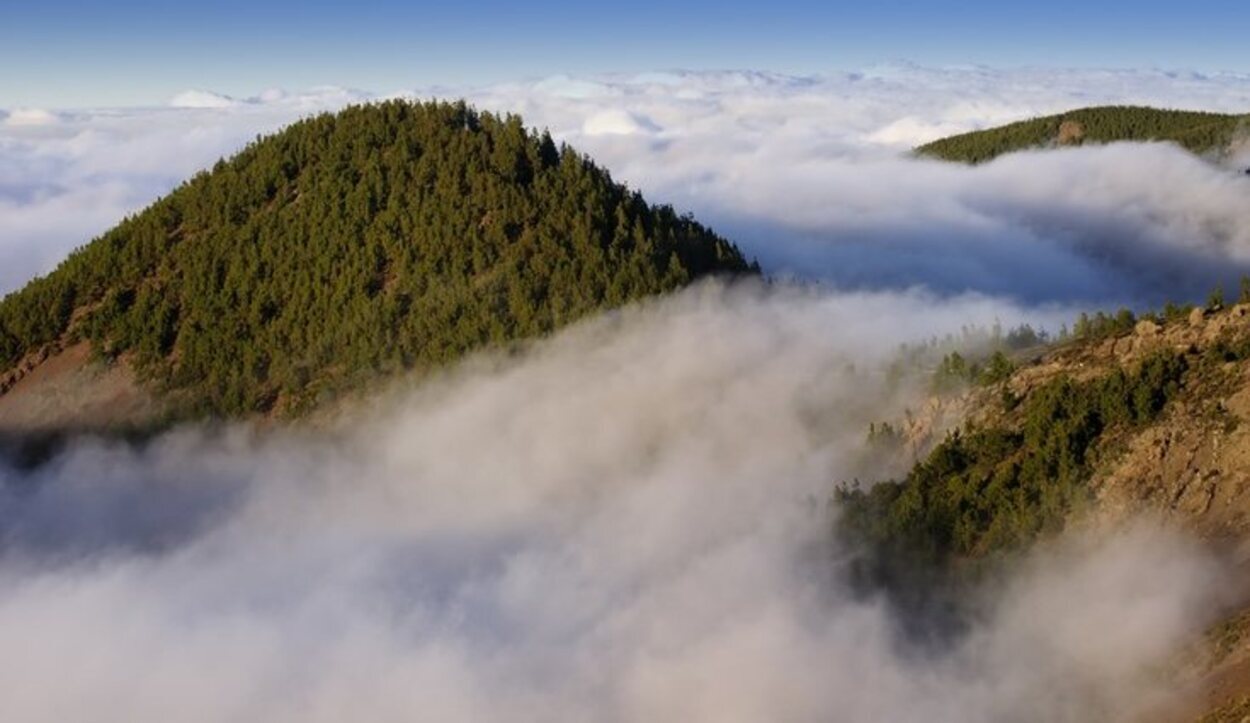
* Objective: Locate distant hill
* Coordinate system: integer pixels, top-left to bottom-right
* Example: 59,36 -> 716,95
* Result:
916,105 -> 1248,164
0,100 -> 755,421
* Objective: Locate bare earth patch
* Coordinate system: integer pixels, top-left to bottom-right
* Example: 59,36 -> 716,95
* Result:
0,342 -> 164,433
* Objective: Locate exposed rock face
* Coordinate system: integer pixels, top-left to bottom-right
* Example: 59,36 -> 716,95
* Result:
1057,119 -> 1086,145
1091,376 -> 1250,539
898,393 -> 971,462
1079,309 -> 1250,544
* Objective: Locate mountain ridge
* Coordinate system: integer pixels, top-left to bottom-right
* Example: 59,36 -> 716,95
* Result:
916,105 -> 1249,164
0,99 -> 755,425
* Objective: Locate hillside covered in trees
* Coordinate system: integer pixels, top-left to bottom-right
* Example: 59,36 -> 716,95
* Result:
916,105 -> 1247,164
839,348 -> 1188,573
837,291 -> 1250,580
834,297 -> 1250,716
0,100 -> 755,417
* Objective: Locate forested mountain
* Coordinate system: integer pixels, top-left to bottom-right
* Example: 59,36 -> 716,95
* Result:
916,105 -> 1247,163
0,100 -> 755,418
841,346 -> 1188,568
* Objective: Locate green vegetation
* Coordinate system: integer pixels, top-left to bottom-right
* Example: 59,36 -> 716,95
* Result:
837,350 -> 1188,574
885,322 -> 1046,394
916,105 -> 1247,164
1197,697 -> 1250,723
1205,609 -> 1250,667
1209,283 -> 1228,311
930,349 -> 1016,392
1064,275 -> 1250,346
0,100 -> 755,416
1205,334 -> 1250,366
1070,307 -> 1139,342
865,421 -> 905,449
847,278 -> 1250,586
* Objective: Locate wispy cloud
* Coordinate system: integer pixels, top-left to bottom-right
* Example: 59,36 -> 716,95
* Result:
1,68 -> 1241,719
0,283 -> 1224,721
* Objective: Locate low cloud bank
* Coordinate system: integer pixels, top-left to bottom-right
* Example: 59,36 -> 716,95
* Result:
2,68 -> 1243,717
0,283 -> 1226,721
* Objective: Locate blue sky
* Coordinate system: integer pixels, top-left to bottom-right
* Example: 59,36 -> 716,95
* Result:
4,0 -> 1249,107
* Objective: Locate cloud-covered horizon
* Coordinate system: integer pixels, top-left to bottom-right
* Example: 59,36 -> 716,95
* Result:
4,65 -> 1250,304
3,66 -> 1246,717
0,282 -> 1227,721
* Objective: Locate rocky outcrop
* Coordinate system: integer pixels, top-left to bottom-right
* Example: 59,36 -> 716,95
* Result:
1057,119 -> 1086,145
940,303 -> 1250,721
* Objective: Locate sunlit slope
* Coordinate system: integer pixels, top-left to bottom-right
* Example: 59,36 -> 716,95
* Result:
837,301 -> 1250,719
0,100 -> 755,419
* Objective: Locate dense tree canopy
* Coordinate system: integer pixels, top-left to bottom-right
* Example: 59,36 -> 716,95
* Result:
0,100 -> 755,416
838,349 -> 1189,574
916,105 -> 1247,164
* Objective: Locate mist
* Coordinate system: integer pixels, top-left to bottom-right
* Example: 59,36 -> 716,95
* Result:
2,65 -> 1245,720
0,282 -> 1226,722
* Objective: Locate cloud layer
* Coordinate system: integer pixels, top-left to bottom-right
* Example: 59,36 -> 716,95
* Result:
1,70 -> 1247,718
4,66 -> 1250,302
0,283 -> 1225,721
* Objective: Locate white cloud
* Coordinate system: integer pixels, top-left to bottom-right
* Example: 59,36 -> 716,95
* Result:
3,66 -> 1250,303
4,108 -> 60,127
1,67 -> 1243,718
581,109 -> 662,136
169,89 -> 239,109
529,74 -> 620,100
464,67 -> 1250,305
0,283 -> 1223,721
864,116 -> 968,146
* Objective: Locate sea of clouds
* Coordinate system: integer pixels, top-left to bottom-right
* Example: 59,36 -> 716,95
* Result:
2,66 -> 1250,720
4,65 -> 1250,300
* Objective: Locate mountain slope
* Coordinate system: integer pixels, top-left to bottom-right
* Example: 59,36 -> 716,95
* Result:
839,302 -> 1250,720
841,303 -> 1250,561
916,105 -> 1247,164
0,100 -> 755,420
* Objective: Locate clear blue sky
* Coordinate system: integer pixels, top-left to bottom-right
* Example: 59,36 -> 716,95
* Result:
4,0 -> 1248,108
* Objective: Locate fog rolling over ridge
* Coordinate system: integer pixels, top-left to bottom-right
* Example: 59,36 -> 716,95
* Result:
3,66 -> 1250,721
0,283 -> 1225,721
